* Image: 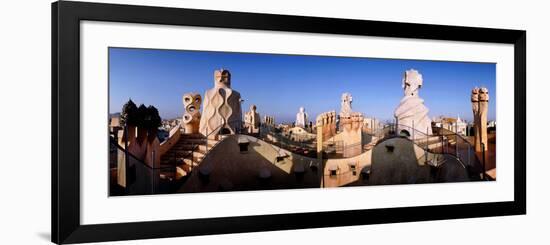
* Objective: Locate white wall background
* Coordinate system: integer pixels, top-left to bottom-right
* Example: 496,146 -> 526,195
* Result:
0,0 -> 547,244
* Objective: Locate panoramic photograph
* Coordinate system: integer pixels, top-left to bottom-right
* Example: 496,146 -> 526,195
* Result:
108,47 -> 496,196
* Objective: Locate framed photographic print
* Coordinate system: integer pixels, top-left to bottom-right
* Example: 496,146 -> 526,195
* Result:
52,1 -> 526,244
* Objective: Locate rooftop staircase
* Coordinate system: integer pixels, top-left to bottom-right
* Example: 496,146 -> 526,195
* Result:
160,133 -> 218,180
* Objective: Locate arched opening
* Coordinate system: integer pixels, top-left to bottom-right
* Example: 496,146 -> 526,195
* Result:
400,129 -> 410,137
219,127 -> 231,135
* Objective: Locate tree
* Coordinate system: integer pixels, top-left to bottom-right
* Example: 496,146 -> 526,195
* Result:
136,104 -> 148,129
144,105 -> 162,131
122,99 -> 162,132
120,99 -> 138,127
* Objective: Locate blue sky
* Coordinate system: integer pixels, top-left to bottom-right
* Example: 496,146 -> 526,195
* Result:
109,47 -> 496,123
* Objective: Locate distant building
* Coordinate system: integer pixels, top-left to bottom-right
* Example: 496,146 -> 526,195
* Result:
432,115 -> 467,136
287,127 -> 316,142
109,115 -> 122,139
487,120 -> 496,133
362,117 -> 383,133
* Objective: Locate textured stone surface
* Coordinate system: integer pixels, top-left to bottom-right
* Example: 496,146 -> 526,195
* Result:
182,92 -> 201,134
263,115 -> 275,126
340,92 -> 353,117
316,111 -> 336,142
336,92 -> 363,157
178,135 -> 320,193
369,137 -> 469,185
199,69 -> 242,139
145,134 -> 161,168
295,107 -> 308,128
472,87 -> 489,152
316,111 -> 336,158
394,69 -> 432,137
340,112 -> 363,157
244,105 -> 260,134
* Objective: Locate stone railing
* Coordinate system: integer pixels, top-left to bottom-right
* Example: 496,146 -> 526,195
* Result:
159,124 -> 182,157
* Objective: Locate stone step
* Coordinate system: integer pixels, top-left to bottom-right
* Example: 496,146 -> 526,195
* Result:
175,164 -> 193,180
160,137 -> 220,166
171,139 -> 217,148
163,141 -> 214,155
159,171 -> 175,181
170,144 -> 209,152
160,164 -> 191,181
177,138 -> 208,144
182,157 -> 203,167
162,150 -> 205,159
159,162 -> 192,181
180,133 -> 204,139
160,153 -> 204,164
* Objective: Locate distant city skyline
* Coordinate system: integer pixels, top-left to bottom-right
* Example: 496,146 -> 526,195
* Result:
109,47 -> 496,123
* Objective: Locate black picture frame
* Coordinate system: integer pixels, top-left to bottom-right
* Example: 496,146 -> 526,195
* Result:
52,1 -> 526,244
